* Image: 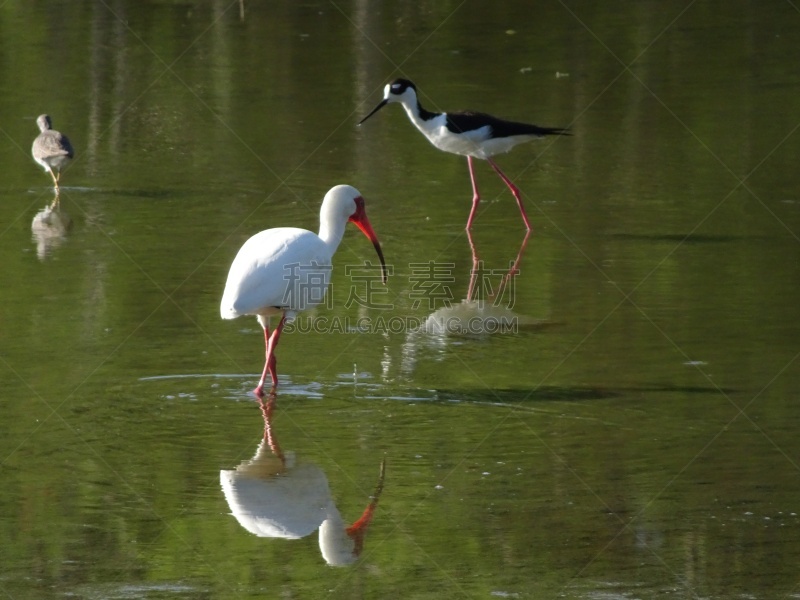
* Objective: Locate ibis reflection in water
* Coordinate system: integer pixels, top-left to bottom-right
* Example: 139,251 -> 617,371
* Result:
219,394 -> 386,566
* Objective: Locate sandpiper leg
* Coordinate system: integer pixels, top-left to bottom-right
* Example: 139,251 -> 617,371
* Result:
48,169 -> 60,190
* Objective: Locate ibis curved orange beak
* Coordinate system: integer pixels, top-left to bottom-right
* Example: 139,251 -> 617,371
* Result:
349,200 -> 388,284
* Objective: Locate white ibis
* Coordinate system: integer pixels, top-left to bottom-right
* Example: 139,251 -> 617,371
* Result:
32,115 -> 74,191
220,185 -> 387,396
359,78 -> 570,230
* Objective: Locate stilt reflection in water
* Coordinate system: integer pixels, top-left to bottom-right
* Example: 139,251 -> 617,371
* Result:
392,230 -> 557,377
422,229 -> 531,337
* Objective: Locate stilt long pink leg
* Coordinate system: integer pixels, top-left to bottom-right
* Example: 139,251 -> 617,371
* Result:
487,158 -> 532,231
465,156 -> 481,230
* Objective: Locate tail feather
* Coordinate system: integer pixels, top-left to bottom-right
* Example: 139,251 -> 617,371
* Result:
490,117 -> 572,139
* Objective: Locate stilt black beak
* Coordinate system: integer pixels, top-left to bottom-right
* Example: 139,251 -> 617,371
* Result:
358,99 -> 388,125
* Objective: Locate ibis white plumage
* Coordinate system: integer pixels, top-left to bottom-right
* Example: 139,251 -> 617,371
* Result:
220,185 -> 387,396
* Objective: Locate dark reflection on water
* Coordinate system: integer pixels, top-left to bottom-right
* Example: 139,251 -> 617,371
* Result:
435,386 -> 621,403
608,232 -> 748,244
352,383 -> 736,405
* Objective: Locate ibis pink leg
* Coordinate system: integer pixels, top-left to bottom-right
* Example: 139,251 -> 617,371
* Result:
487,158 -> 532,231
254,325 -> 272,397
254,315 -> 286,397
465,156 -> 481,230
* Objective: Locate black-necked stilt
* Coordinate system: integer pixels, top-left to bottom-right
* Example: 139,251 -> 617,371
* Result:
220,185 -> 387,397
358,78 -> 570,230
32,115 -> 74,192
